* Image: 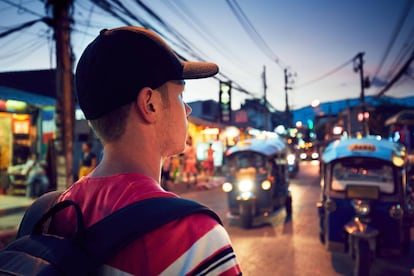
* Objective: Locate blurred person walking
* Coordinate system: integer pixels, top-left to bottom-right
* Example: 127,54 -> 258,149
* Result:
183,136 -> 198,187
78,142 -> 97,179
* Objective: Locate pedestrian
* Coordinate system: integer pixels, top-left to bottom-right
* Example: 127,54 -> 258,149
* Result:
50,26 -> 241,275
183,136 -> 198,186
203,143 -> 215,181
78,142 -> 97,179
25,152 -> 49,198
8,151 -> 49,198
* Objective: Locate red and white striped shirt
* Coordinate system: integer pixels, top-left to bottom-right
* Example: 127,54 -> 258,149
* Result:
52,173 -> 242,275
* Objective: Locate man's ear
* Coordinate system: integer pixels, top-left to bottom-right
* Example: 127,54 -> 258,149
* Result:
136,88 -> 157,123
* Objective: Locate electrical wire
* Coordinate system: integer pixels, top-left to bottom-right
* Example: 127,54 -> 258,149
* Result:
375,48 -> 414,98
295,57 -> 354,89
0,18 -> 45,38
164,0 -> 257,78
0,0 -> 44,18
0,36 -> 46,67
388,26 -> 414,78
226,0 -> 286,70
371,0 -> 414,84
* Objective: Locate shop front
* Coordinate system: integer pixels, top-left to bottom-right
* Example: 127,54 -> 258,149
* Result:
0,98 -> 55,195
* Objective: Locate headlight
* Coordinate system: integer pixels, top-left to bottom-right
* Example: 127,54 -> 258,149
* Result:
222,182 -> 233,192
300,152 -> 307,160
353,200 -> 370,216
311,152 -> 319,159
287,154 -> 296,165
261,179 -> 271,190
238,179 -> 254,192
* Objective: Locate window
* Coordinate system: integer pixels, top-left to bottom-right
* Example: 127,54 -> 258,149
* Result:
331,158 -> 394,194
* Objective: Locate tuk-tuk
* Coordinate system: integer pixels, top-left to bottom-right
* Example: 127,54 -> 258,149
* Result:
317,137 -> 413,275
222,137 -> 292,228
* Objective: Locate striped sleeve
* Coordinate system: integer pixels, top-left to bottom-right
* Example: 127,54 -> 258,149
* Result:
160,225 -> 242,276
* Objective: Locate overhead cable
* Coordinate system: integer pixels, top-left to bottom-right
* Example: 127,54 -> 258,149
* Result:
226,0 -> 286,69
371,0 -> 413,83
375,48 -> 414,98
295,57 -> 354,89
0,18 -> 45,38
0,0 -> 44,18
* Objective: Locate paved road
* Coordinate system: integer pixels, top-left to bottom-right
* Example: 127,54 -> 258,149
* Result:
179,161 -> 414,276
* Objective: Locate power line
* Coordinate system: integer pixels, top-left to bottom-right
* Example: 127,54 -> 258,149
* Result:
371,0 -> 414,83
163,0 -> 257,77
295,57 -> 355,89
375,48 -> 414,98
0,0 -> 44,18
0,18 -> 47,38
226,0 -> 286,70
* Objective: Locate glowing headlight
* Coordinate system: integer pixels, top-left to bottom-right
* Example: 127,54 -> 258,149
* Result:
222,182 -> 233,192
238,179 -> 253,192
261,179 -> 272,190
354,200 -> 370,216
287,154 -> 296,165
311,152 -> 319,159
300,153 -> 307,160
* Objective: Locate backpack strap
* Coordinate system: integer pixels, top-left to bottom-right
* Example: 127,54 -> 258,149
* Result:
83,197 -> 222,270
16,190 -> 63,238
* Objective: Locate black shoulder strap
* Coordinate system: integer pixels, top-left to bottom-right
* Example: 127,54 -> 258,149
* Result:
83,197 -> 222,266
16,190 -> 63,238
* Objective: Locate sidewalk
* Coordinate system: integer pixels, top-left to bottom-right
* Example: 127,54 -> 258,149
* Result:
167,176 -> 225,193
0,195 -> 34,248
0,195 -> 34,217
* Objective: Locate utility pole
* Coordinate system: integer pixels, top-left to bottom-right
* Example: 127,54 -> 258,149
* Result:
262,65 -> 268,130
284,67 -> 295,128
46,0 -> 74,190
353,52 -> 369,136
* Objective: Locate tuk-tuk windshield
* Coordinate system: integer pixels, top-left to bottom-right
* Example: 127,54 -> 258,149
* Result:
331,158 -> 395,194
227,152 -> 266,174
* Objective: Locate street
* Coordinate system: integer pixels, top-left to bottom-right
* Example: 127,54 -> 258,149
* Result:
175,161 -> 414,276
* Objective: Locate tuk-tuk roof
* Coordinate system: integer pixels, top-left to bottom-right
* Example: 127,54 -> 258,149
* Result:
225,137 -> 286,157
322,137 -> 406,166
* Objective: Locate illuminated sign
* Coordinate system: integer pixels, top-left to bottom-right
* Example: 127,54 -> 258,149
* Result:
12,114 -> 30,135
219,81 -> 232,123
348,144 -> 376,152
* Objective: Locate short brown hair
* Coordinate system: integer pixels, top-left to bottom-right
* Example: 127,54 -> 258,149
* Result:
88,103 -> 132,144
88,83 -> 171,144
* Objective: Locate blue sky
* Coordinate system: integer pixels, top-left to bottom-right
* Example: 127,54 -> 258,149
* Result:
1,0 -> 413,111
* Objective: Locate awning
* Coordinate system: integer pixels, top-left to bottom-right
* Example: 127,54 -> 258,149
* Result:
385,109 -> 414,126
0,85 -> 55,106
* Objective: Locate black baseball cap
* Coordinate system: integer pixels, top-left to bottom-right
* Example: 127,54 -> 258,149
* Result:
75,26 -> 219,120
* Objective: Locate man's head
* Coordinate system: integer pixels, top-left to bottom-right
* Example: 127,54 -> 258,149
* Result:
75,26 -> 219,121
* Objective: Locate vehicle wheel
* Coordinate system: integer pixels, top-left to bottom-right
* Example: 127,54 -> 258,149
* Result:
240,203 -> 253,229
354,239 -> 371,276
285,195 -> 292,217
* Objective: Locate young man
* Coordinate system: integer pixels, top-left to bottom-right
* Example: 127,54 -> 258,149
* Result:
51,26 -> 242,275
